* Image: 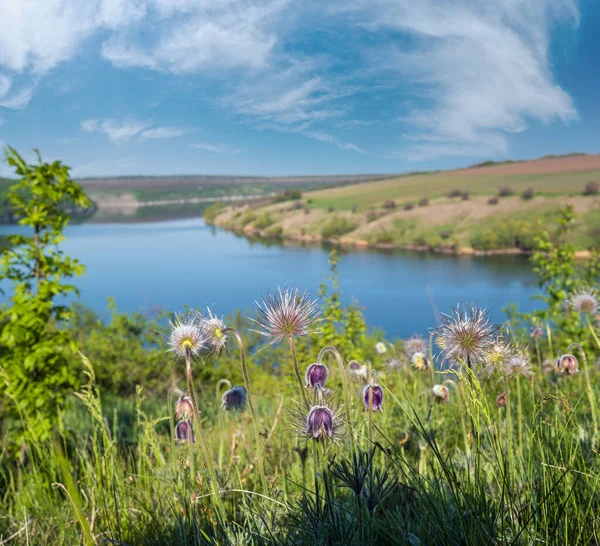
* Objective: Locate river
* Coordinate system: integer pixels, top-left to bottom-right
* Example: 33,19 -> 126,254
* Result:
0,217 -> 541,339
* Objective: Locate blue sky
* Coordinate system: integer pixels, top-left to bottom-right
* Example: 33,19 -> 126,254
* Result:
0,0 -> 598,178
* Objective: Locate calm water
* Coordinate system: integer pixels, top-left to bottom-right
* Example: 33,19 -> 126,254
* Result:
0,218 -> 540,339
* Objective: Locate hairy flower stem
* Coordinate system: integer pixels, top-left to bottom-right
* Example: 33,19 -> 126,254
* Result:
503,370 -> 514,475
367,363 -> 374,448
287,335 -> 309,408
185,350 -> 226,523
317,345 -> 356,452
215,379 -> 232,470
222,327 -> 269,494
568,342 -> 598,436
586,314 -> 600,352
516,375 -> 523,457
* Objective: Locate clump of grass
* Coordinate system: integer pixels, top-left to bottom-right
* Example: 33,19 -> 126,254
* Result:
521,187 -> 535,200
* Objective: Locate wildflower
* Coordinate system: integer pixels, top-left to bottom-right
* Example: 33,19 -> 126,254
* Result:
542,358 -> 554,374
252,286 -> 321,345
175,395 -> 194,420
483,337 -> 512,375
175,420 -> 195,443
363,384 -> 384,412
196,307 -> 227,353
375,342 -> 387,355
405,334 -> 428,358
496,392 -> 507,408
505,352 -> 533,378
221,386 -> 247,410
305,363 -> 328,389
531,325 -> 543,339
299,403 -> 344,442
385,358 -> 402,371
432,384 -> 450,403
569,288 -> 598,315
348,360 -> 368,380
411,351 -> 429,370
557,353 -> 579,375
168,316 -> 204,359
435,303 -> 499,367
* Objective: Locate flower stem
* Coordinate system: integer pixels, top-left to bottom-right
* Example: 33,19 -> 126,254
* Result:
223,328 -> 269,495
185,351 -> 226,524
567,341 -> 598,436
288,335 -> 310,408
317,345 -> 356,452
215,379 -> 232,470
586,314 -> 600,352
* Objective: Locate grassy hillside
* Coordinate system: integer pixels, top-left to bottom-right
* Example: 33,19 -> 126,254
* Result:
209,155 -> 600,254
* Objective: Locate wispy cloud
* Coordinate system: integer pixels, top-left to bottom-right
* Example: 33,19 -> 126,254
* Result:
191,143 -> 240,154
340,0 -> 579,159
139,126 -> 188,140
0,86 -> 34,110
81,118 -> 187,143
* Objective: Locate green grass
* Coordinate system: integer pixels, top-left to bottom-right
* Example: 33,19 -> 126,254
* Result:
306,169 -> 600,211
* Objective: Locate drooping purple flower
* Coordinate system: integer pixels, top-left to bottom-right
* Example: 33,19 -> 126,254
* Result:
175,420 -> 195,443
496,392 -> 507,408
305,363 -> 328,389
363,384 -> 384,412
557,354 -> 579,376
175,396 -> 194,420
305,406 -> 335,439
221,386 -> 247,410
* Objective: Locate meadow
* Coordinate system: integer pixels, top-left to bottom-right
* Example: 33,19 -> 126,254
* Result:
209,155 -> 600,253
2,149 -> 600,545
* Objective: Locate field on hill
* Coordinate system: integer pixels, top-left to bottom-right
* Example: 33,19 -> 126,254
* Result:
209,155 -> 600,254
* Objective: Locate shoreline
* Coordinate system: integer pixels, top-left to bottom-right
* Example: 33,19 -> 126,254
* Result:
210,220 -> 593,260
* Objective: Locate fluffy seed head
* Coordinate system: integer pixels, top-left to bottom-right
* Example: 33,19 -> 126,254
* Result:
221,386 -> 247,410
168,316 -> 204,359
411,352 -> 429,370
432,384 -> 450,403
374,342 -> 387,355
305,363 -> 328,389
252,286 -> 321,345
435,303 -> 499,367
483,338 -> 512,376
505,352 -> 533,378
175,396 -> 194,420
405,334 -> 428,358
569,289 -> 599,315
196,307 -> 227,353
175,420 -> 195,443
363,384 -> 384,412
557,353 -> 579,376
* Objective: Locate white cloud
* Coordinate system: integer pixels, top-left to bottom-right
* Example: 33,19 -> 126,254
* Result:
340,0 -> 579,159
139,127 -> 188,140
191,143 -> 240,154
0,75 -> 11,98
0,86 -> 34,110
81,118 -> 150,143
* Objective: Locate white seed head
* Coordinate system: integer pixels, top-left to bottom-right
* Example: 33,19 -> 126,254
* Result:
432,384 -> 450,403
505,352 -> 533,378
411,351 -> 429,370
569,289 -> 599,315
168,316 -> 204,359
252,286 -> 321,345
405,334 -> 428,358
196,307 -> 227,353
374,342 -> 387,355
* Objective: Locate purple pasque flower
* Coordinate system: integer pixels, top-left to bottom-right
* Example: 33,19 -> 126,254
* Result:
305,362 -> 328,389
363,384 -> 384,412
175,420 -> 195,443
175,395 -> 194,420
221,386 -> 247,410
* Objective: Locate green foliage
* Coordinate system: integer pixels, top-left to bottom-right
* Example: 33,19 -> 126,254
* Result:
202,202 -> 224,224
0,147 -> 91,445
274,189 -> 303,202
253,212 -> 274,229
470,219 -> 538,251
321,216 -> 358,239
372,231 -> 394,244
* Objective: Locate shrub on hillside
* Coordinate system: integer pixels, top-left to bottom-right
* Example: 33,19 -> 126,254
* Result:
584,182 -> 599,196
382,199 -> 397,210
521,187 -> 535,200
418,197 -> 429,207
373,231 -> 394,244
470,220 -> 537,251
440,229 -> 453,240
447,189 -> 463,198
240,211 -> 257,225
498,186 -> 514,197
366,211 -> 380,222
461,192 -> 470,201
274,189 -> 302,202
321,216 -> 358,239
488,196 -> 499,205
403,202 -> 415,211
254,212 -> 274,229
203,202 -> 225,224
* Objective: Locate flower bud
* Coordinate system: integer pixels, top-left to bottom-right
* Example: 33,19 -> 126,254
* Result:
305,406 -> 335,439
363,384 -> 384,412
304,362 -> 329,389
432,384 -> 450,403
175,396 -> 194,420
175,420 -> 195,443
221,386 -> 247,410
557,353 -> 579,376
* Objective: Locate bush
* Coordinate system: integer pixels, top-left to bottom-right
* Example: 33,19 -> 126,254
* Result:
240,211 -> 257,225
203,202 -> 225,224
321,216 -> 358,239
382,199 -> 396,210
304,206 -> 310,215
418,198 -> 429,207
470,220 -> 538,251
254,212 -> 274,229
351,205 -> 358,214
488,196 -> 499,205
498,186 -> 514,197
584,182 -> 599,196
366,211 -> 380,223
373,231 -> 394,244
403,202 -> 415,211
268,225 -> 284,238
447,189 -> 463,198
328,206 -> 335,213
521,187 -> 535,200
274,189 -> 302,202
461,192 -> 469,201
440,229 -> 453,240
